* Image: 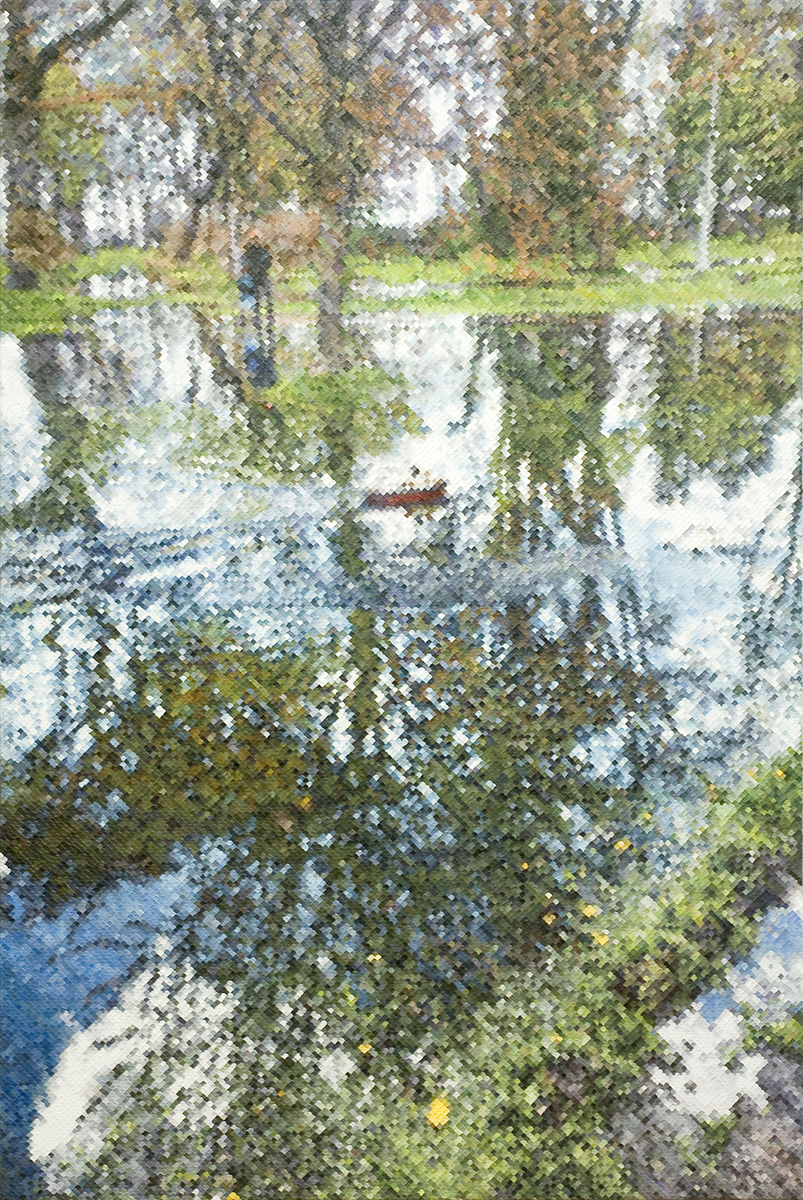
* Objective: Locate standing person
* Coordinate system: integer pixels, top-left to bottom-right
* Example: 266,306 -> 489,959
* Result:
238,233 -> 277,389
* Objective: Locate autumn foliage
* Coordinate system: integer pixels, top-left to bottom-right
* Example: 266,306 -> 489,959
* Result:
486,0 -> 630,274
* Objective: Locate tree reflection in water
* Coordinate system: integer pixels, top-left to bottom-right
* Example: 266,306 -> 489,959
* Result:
2,305 -> 800,1197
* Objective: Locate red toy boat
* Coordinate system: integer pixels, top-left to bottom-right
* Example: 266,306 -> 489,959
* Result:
365,480 -> 448,509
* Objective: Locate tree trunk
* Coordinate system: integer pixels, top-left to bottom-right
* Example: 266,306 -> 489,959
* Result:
174,192 -> 207,261
696,73 -> 719,273
466,160 -> 514,258
594,227 -> 617,273
593,82 -> 622,273
3,85 -> 45,286
315,206 -> 350,374
55,194 -> 87,253
3,4 -> 37,281
226,200 -> 242,278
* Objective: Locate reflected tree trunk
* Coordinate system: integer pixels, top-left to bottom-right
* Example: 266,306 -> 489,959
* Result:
21,334 -> 100,533
173,192 -> 208,262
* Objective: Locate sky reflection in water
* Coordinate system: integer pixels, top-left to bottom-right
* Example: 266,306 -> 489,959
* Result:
1,303 -> 800,1194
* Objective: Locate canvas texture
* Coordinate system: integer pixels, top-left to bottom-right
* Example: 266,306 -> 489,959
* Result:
1,1 -> 801,1197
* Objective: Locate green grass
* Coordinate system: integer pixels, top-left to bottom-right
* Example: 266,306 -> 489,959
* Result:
0,249 -> 240,337
350,231 -> 800,279
401,266 -> 800,316
347,232 -> 801,315
614,229 -> 800,270
348,252 -> 487,287
46,245 -> 158,285
2,233 -> 800,338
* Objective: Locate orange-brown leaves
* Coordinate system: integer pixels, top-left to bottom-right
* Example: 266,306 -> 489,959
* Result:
488,0 -> 628,266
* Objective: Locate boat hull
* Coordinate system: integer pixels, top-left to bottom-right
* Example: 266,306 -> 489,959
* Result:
365,483 -> 448,510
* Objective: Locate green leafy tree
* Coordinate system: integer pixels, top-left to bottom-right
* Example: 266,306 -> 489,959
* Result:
664,4 -> 802,244
1,0 -> 143,286
150,0 -> 447,369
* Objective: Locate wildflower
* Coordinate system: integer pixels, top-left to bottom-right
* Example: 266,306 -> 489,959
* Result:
427,1096 -> 451,1127
775,769 -> 786,779
581,904 -> 599,918
543,912 -> 557,925
549,1032 -> 563,1043
358,1042 -> 372,1054
521,862 -> 529,870
614,838 -> 632,852
366,952 -> 382,962
591,931 -> 610,945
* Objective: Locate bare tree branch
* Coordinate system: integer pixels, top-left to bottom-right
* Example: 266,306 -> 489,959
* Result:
33,0 -> 145,88
609,0 -> 644,51
259,104 -> 319,165
350,0 -> 410,70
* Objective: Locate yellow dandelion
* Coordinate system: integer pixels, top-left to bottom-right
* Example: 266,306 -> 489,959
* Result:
521,862 -> 529,870
297,795 -> 313,811
277,1090 -> 285,1097
641,812 -> 652,822
427,1096 -> 451,1128
543,912 -> 557,925
581,904 -> 600,918
549,1032 -> 563,1043
358,1042 -> 372,1054
591,931 -> 610,945
366,952 -> 383,962
775,769 -> 786,779
614,838 -> 632,852
227,1194 -> 241,1200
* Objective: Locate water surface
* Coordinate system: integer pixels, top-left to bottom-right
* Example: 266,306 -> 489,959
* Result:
1,302 -> 800,1193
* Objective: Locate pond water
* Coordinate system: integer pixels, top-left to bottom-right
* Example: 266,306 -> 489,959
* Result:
1,302 -> 801,1194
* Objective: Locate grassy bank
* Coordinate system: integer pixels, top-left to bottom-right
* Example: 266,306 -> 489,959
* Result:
0,248 -> 239,338
1,233 -> 800,338
347,231 -> 801,315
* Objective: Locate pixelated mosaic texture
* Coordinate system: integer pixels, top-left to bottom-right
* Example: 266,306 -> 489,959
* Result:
1,1 -> 801,1197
